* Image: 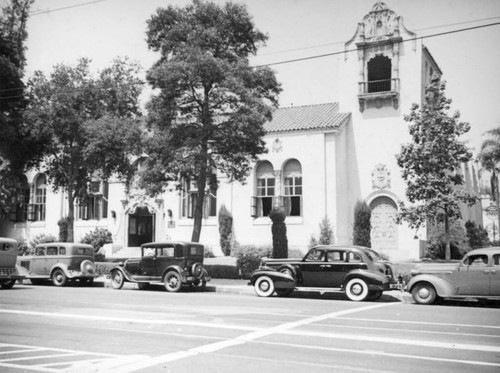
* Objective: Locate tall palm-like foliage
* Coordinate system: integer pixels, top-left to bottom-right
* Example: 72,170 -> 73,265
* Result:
477,127 -> 500,232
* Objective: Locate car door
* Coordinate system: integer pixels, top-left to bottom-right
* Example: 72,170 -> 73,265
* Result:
300,249 -> 327,287
490,253 -> 500,296
30,247 -> 47,275
321,250 -> 347,287
456,253 -> 490,295
139,247 -> 158,277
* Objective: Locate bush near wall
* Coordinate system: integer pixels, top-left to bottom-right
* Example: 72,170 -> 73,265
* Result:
204,265 -> 240,279
232,245 -> 272,279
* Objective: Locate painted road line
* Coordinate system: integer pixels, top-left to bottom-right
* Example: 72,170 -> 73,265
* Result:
254,339 -> 500,368
0,309 -> 258,332
104,302 -> 396,373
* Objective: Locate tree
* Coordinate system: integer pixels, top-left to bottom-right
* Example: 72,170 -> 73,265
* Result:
269,206 -> 288,258
142,0 -> 281,242
0,0 -> 35,218
477,127 -> 500,233
309,216 -> 334,248
352,200 -> 371,247
218,204 -> 233,256
465,220 -> 490,250
396,76 -> 478,261
25,58 -> 144,241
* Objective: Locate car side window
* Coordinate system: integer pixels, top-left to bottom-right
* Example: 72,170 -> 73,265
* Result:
35,247 -> 45,256
493,254 -> 500,266
327,251 -> 344,262
347,252 -> 362,263
143,248 -> 156,257
158,247 -> 174,258
59,247 -> 66,255
464,254 -> 488,267
305,250 -> 324,262
46,247 -> 57,255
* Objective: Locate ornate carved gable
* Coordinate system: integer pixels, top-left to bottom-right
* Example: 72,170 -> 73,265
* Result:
362,2 -> 399,41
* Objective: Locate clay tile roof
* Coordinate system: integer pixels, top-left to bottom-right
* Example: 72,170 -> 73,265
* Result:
264,102 -> 350,133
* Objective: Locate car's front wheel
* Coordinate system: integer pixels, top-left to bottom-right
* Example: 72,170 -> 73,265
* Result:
164,271 -> 182,292
1,280 -> 16,289
254,276 -> 275,297
51,269 -> 67,287
110,270 -> 125,290
345,278 -> 369,301
411,282 -> 437,305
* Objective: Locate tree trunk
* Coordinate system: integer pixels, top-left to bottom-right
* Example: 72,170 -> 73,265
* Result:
494,172 -> 500,237
444,214 -> 451,261
67,188 -> 75,243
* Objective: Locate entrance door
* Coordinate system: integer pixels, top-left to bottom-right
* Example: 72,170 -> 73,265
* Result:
128,207 -> 154,247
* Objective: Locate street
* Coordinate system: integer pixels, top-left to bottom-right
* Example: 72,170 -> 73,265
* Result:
0,280 -> 499,372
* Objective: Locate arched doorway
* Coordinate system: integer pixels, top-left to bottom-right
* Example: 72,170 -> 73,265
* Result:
369,196 -> 398,251
128,206 -> 154,247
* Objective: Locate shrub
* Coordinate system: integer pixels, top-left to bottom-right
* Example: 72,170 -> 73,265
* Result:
57,217 -> 72,242
218,204 -> 233,256
204,265 -> 240,279
269,206 -> 288,258
232,245 -> 271,279
465,220 -> 490,249
29,233 -> 57,250
353,200 -> 371,247
80,228 -> 113,261
309,216 -> 334,248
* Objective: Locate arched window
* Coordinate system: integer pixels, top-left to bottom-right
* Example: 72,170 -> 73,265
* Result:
252,161 -> 275,217
283,159 -> 302,216
367,55 -> 392,93
31,174 -> 47,221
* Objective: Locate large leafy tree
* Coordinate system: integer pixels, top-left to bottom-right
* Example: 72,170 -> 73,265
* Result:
26,57 -> 144,241
142,0 -> 281,242
477,127 -> 500,233
0,0 -> 35,218
396,76 -> 477,261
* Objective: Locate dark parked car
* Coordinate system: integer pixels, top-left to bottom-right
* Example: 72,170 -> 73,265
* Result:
406,247 -> 500,305
249,245 -> 400,301
18,242 -> 98,286
110,241 -> 211,292
0,237 -> 25,289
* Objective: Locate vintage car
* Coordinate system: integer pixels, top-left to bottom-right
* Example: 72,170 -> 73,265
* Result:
0,237 -> 25,289
249,245 -> 400,301
18,242 -> 98,286
109,241 -> 211,292
406,247 -> 500,305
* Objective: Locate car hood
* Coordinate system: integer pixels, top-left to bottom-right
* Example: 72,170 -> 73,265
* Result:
411,262 -> 457,274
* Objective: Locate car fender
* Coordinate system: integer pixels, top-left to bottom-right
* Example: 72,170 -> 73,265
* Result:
110,266 -> 135,282
343,269 -> 388,287
161,265 -> 185,280
406,274 -> 456,297
49,263 -> 71,278
250,269 -> 296,289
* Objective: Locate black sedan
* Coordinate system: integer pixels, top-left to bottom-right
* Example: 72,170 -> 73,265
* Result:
249,245 -> 400,301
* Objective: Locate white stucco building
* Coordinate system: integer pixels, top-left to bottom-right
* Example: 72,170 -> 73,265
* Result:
1,2 -> 484,260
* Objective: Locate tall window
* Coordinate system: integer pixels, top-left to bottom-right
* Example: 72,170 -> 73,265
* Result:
283,160 -> 302,216
30,174 -> 47,221
77,181 -> 109,220
367,55 -> 392,93
181,178 -> 217,219
252,161 -> 275,217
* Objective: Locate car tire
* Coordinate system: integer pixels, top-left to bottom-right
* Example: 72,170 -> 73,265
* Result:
345,278 -> 369,301
51,269 -> 67,287
164,271 -> 182,292
275,288 -> 293,297
110,270 -> 125,290
411,282 -> 437,305
1,280 -> 16,289
254,276 -> 275,297
191,263 -> 203,279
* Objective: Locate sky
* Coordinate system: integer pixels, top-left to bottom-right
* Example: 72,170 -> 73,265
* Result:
11,0 -> 500,153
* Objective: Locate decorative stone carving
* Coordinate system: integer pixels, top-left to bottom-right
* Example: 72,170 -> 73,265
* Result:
371,164 -> 391,190
272,138 -> 283,153
362,2 -> 399,41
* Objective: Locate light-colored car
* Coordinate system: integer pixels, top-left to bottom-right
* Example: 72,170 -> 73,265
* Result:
0,237 -> 25,289
406,247 -> 500,304
18,243 -> 98,286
